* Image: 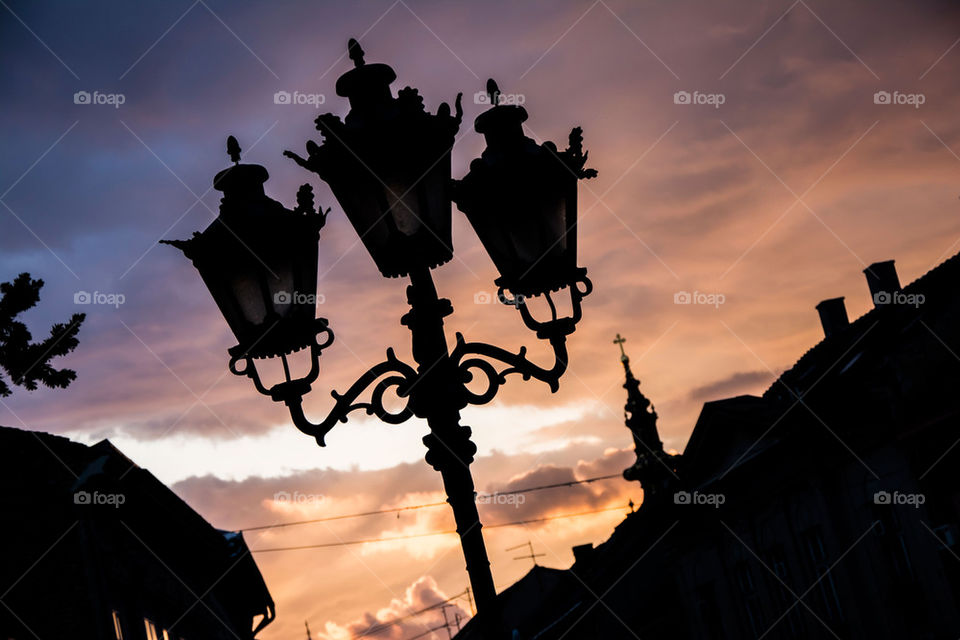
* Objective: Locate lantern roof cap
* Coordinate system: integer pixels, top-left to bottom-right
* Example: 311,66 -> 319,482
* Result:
335,38 -> 397,98
474,78 -> 528,135
213,135 -> 269,192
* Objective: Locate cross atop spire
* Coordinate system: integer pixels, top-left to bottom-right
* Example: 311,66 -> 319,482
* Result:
613,333 -> 627,360
614,333 -> 636,384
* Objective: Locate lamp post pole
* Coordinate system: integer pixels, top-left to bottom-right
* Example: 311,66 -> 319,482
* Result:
403,265 -> 498,615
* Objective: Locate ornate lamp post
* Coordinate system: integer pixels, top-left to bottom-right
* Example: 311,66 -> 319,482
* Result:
165,39 -> 596,632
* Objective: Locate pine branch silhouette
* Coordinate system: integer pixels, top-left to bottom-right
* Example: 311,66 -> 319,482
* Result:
0,273 -> 84,397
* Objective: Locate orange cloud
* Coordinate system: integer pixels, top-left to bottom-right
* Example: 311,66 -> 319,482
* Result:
319,575 -> 470,640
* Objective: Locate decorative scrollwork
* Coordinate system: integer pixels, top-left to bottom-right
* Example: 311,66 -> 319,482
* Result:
451,332 -> 568,408
325,348 -> 417,426
458,356 -> 506,405
452,270 -> 591,408
282,347 -> 417,446
229,269 -> 591,442
226,318 -> 417,445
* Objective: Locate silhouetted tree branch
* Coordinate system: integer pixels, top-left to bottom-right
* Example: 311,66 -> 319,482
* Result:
0,273 -> 84,397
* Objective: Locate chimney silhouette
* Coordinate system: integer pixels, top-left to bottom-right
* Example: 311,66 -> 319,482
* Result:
864,260 -> 901,308
816,297 -> 849,338
572,543 -> 594,564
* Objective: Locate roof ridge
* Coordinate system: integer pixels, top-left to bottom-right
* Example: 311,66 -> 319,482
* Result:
762,251 -> 960,398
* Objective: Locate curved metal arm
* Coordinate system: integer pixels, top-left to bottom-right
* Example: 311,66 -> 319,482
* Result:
229,271 -> 590,442
275,348 -> 417,446
450,331 -> 568,406
449,270 -> 590,408
228,319 -> 417,445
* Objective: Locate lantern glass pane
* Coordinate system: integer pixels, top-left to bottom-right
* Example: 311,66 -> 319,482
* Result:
457,159 -> 578,296
264,262 -> 296,317
230,271 -> 268,326
385,179 -> 423,236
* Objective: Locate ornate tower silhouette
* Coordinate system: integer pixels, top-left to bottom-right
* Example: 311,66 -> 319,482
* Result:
615,334 -> 679,498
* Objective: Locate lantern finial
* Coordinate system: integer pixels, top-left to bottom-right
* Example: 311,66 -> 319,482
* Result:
348,38 -> 365,67
486,78 -> 500,106
227,135 -> 241,164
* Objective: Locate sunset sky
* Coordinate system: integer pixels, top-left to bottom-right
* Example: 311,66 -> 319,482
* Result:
4,1 -> 960,637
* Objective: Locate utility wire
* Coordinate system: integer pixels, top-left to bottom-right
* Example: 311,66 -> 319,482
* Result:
240,473 -> 622,532
251,503 -> 629,552
241,500 -> 448,532
483,473 -> 621,498
255,529 -> 456,551
483,504 -> 627,530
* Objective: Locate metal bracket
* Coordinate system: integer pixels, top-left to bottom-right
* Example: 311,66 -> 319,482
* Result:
450,332 -> 569,406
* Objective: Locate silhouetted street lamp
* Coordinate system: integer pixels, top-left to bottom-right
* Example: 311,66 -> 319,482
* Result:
164,137 -> 329,366
165,39 -> 596,633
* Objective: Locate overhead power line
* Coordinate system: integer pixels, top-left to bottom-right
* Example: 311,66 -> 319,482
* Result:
251,503 -> 630,552
240,472 -> 622,532
241,500 -> 449,532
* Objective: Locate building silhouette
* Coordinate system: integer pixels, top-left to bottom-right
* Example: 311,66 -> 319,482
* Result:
458,255 -> 960,639
0,426 -> 275,639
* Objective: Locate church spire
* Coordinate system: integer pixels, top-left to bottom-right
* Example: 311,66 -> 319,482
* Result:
615,334 -> 662,456
616,334 -> 679,498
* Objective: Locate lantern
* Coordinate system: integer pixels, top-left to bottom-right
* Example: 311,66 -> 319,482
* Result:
163,136 -> 327,359
453,80 -> 596,298
284,39 -> 463,278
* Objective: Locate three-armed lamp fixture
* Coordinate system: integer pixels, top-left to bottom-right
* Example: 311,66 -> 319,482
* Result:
165,39 -> 596,632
